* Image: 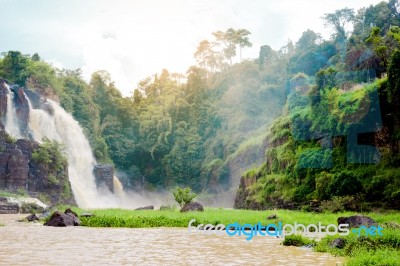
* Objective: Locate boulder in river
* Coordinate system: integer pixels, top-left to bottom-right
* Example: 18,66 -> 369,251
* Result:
25,213 -> 39,222
180,202 -> 204,212
44,210 -> 81,227
337,215 -> 377,228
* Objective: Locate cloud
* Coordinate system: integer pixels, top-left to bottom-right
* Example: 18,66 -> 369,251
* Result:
0,0 -> 384,96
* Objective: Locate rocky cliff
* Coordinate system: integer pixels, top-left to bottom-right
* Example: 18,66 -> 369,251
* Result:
0,79 -> 75,205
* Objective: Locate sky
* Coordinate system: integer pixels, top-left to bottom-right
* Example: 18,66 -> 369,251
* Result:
0,0 -> 384,96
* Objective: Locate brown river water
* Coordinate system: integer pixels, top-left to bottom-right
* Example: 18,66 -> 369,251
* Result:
0,214 -> 343,266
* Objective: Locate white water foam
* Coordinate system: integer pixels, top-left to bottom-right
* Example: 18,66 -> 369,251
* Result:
4,84 -> 22,138
26,97 -> 165,209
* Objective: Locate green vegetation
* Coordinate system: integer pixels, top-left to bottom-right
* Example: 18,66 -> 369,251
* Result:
315,227 -> 400,266
0,28 -> 285,193
0,1 -> 399,211
0,189 -> 27,198
55,206 -> 400,229
173,187 -> 197,208
236,2 -> 400,211
31,138 -> 68,187
282,234 -> 315,247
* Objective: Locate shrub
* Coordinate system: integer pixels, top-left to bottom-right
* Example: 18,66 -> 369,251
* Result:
282,234 -> 315,247
173,187 -> 196,208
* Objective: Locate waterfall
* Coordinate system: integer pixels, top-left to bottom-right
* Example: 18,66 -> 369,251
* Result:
113,176 -> 125,197
27,98 -> 102,208
4,84 -> 22,138
2,83 -> 162,209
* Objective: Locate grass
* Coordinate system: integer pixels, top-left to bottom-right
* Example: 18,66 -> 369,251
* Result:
55,206 -> 400,229
59,206 -> 357,228
0,190 -> 27,198
314,227 -> 400,266
282,234 -> 315,247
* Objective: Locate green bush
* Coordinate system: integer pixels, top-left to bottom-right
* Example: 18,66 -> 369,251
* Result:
282,234 -> 315,247
172,187 -> 197,208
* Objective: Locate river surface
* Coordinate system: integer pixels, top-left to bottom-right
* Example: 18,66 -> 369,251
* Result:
0,215 -> 343,266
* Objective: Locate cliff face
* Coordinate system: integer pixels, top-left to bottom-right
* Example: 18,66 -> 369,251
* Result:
0,79 -> 75,205
234,77 -> 400,210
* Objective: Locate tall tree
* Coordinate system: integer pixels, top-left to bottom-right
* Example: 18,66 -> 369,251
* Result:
212,29 -> 236,65
235,29 -> 253,61
323,8 -> 355,41
194,40 -> 220,72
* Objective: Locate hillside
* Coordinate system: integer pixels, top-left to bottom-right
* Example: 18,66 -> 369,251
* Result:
0,1 -> 399,209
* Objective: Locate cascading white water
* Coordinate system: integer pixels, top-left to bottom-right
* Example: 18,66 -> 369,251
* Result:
27,99 -> 101,208
1,87 -> 167,209
113,176 -> 125,197
4,84 -> 22,138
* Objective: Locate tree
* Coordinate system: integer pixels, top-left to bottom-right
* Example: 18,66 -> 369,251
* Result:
173,187 -> 197,207
235,29 -> 252,61
322,8 -> 355,41
212,29 -> 236,65
0,51 -> 29,85
194,40 -> 220,72
31,53 -> 41,62
296,30 -> 320,51
258,45 -> 277,68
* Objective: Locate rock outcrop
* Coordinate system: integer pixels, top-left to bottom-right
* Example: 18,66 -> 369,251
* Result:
0,197 -> 19,214
0,80 -> 75,205
44,210 -> 81,227
93,164 -> 114,192
10,85 -> 30,136
337,215 -> 377,228
180,202 -> 204,212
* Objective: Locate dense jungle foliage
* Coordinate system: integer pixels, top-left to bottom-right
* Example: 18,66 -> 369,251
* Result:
1,1 -> 400,210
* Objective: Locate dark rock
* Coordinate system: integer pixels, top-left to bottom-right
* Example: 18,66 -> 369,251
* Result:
0,79 -> 8,118
0,197 -> 19,214
42,101 -> 54,116
23,88 -> 42,109
44,211 -> 81,227
26,213 -> 39,222
135,205 -> 154,210
337,215 -> 377,228
10,85 -> 29,136
159,205 -> 174,210
0,83 -> 74,206
267,214 -> 277,220
4,148 -> 29,191
93,164 -> 114,192
330,238 -> 346,249
80,212 -> 94,218
64,208 -> 78,217
180,202 -> 204,212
